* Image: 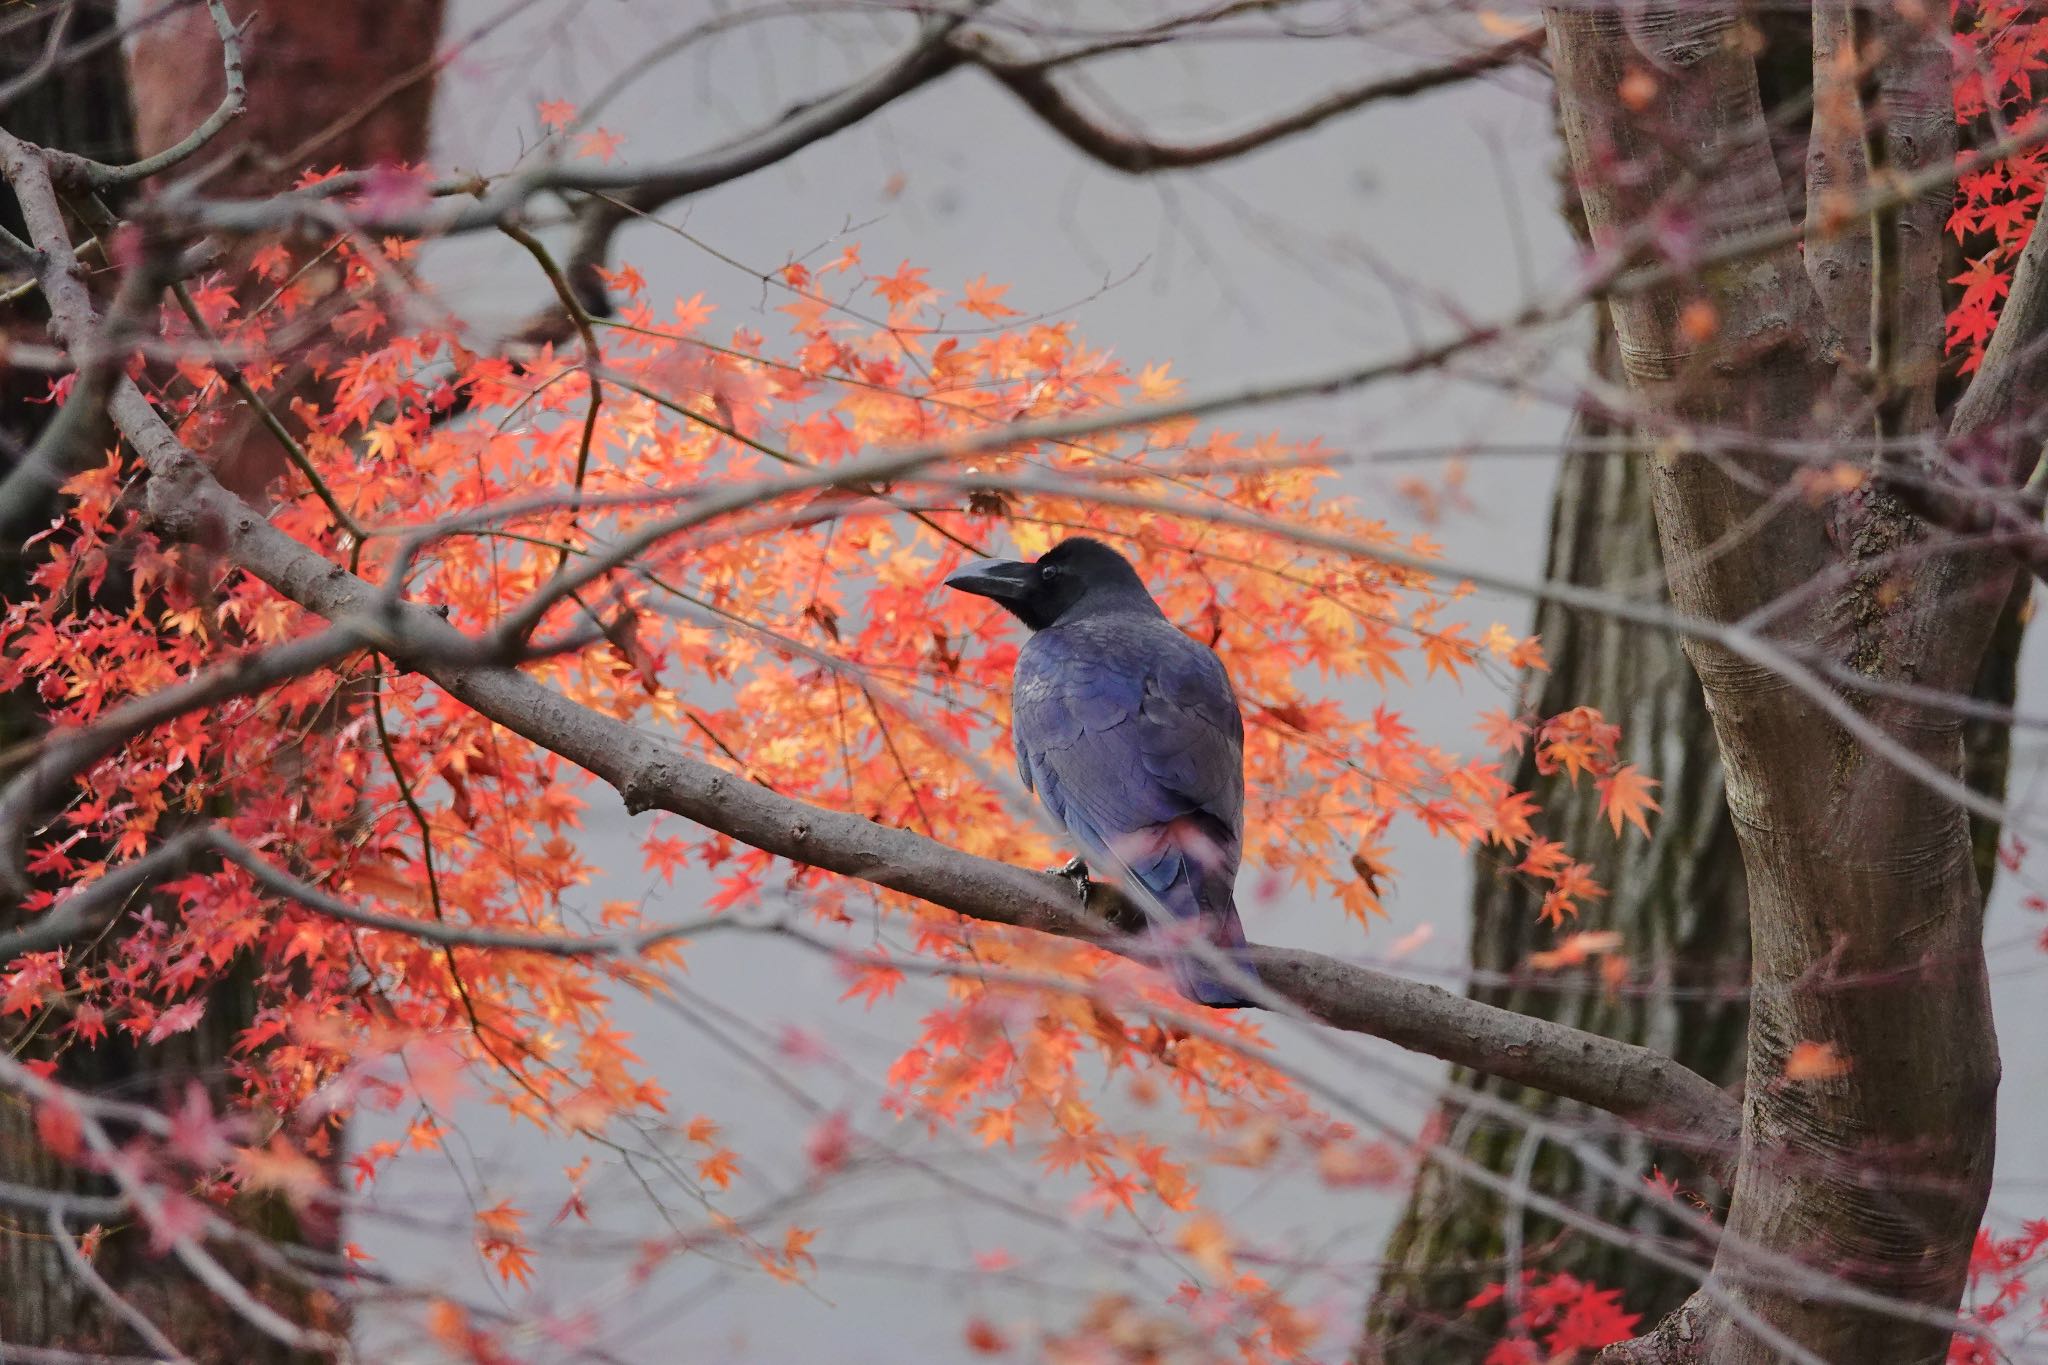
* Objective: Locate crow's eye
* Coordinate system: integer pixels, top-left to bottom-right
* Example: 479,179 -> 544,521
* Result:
1040,564 -> 1059,583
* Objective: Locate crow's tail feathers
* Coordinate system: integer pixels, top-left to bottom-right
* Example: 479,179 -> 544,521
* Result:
1102,820 -> 1261,1009
1176,953 -> 1262,1009
1167,905 -> 1261,1009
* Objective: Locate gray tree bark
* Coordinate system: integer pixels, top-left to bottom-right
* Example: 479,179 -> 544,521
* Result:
1368,10 -> 2026,1352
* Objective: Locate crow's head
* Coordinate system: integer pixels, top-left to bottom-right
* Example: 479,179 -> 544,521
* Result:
943,537 -> 1160,630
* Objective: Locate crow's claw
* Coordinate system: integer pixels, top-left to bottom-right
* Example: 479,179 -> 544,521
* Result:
1042,855 -> 1092,902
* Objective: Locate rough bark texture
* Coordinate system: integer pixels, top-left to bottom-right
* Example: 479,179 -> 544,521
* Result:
0,6 -> 157,1349
1369,10 -> 2031,1355
1548,6 -> 2006,1362
1362,323 -> 1751,1363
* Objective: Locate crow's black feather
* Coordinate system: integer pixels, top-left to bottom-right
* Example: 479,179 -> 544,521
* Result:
946,539 -> 1258,1007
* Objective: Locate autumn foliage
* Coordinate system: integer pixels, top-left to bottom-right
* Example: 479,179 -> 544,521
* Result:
1949,0 -> 2048,370
17,0 -> 2048,1344
0,84 -> 1695,1352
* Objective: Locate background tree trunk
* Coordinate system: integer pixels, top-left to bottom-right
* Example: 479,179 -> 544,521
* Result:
1361,353 -> 2031,1365
1361,316 -> 1752,1363
0,4 -> 443,1354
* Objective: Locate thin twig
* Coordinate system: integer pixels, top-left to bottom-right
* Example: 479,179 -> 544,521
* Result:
43,0 -> 245,191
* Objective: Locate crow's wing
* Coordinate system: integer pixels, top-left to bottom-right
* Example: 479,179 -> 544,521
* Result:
1011,615 -> 1255,1004
1011,615 -> 1245,884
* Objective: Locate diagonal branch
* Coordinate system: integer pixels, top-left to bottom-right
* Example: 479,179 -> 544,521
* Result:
164,470 -> 1742,1144
38,0 -> 244,191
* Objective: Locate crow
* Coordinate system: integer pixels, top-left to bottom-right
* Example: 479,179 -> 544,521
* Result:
945,537 -> 1260,1008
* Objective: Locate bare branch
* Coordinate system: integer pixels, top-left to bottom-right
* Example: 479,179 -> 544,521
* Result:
0,0 -> 78,113
0,829 -> 214,957
47,1207 -> 194,1365
39,0 -> 244,191
962,26 -> 1543,174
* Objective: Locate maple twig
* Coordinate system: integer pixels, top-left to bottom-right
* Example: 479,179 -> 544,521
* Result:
0,831 -> 209,956
362,667 -> 543,1100
178,827 -> 723,958
596,364 -> 984,555
499,221 -> 604,579
165,279 -> 367,540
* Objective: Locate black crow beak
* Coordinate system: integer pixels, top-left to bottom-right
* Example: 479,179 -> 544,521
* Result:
944,557 -> 1037,604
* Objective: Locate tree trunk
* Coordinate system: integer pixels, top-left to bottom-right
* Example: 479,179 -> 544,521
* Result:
1547,6 -> 2004,1360
0,3 -> 152,1348
1367,9 -> 2029,1357
1364,363 -> 2028,1365
0,4 -> 442,1355
1362,317 -> 1752,1363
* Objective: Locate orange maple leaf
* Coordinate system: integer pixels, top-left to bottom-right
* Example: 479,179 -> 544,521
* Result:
576,127 -> 625,164
1176,1213 -> 1236,1280
236,1137 -> 328,1206
1527,930 -> 1625,971
1597,763 -> 1662,838
960,274 -> 1021,319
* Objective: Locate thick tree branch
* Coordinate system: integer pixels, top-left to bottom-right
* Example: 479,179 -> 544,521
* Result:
39,0 -> 243,191
1,816 -> 1740,1159
143,483 -> 1743,1144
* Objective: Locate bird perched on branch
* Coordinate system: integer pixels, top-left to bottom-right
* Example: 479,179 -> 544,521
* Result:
945,537 -> 1259,1008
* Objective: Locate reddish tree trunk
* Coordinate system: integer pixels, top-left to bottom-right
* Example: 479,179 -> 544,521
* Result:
0,3 -> 444,1355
